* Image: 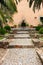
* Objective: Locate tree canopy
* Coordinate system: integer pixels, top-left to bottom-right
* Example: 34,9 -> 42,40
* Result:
0,0 -> 43,28
0,0 -> 17,26
15,0 -> 43,12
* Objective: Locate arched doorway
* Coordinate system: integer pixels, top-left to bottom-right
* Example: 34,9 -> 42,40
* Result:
19,19 -> 27,28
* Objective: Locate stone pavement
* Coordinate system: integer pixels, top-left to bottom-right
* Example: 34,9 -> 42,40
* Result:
2,48 -> 42,65
1,31 -> 42,65
10,31 -> 34,47
10,39 -> 34,46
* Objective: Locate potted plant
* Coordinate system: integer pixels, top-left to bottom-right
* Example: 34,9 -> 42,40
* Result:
14,25 -> 17,28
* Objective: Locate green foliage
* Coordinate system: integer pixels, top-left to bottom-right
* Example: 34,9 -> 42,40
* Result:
0,0 -> 17,28
4,25 -> 11,31
15,0 -> 21,4
29,0 -> 43,12
15,0 -> 43,12
13,0 -> 43,12
0,28 -> 6,35
35,25 -> 42,31
39,28 -> 43,34
0,37 -> 3,40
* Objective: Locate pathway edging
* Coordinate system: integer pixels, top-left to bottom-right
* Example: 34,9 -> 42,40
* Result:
0,49 -> 9,64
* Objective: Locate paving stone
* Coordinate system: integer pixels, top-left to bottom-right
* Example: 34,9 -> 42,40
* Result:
1,31 -> 42,65
2,48 -> 42,65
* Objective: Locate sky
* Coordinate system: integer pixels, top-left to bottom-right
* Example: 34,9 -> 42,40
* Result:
8,0 -> 43,26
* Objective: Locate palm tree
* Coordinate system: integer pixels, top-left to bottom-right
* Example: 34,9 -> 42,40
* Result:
29,0 -> 43,12
1,0 -> 42,28
0,0 -> 17,28
29,0 -> 43,25
15,0 -> 21,4
15,0 -> 43,12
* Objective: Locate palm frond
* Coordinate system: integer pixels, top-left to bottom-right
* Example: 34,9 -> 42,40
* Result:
29,0 -> 43,12
0,0 -> 17,27
29,0 -> 34,7
15,0 -> 21,5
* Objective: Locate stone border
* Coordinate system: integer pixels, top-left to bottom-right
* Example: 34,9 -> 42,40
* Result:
0,49 -> 9,64
35,48 -> 43,65
36,52 -> 43,65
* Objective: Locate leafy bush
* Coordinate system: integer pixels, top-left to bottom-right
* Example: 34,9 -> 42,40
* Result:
0,28 -> 6,35
39,28 -> 43,34
35,25 -> 42,31
4,25 -> 11,31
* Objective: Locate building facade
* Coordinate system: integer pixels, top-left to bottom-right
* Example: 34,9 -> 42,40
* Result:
8,0 -> 43,27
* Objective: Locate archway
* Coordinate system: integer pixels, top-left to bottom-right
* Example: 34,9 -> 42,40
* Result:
21,20 -> 27,27
18,19 -> 29,28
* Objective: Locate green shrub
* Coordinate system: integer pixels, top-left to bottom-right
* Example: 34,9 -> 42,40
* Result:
4,25 -> 11,31
0,28 -> 6,35
35,25 -> 42,31
39,28 -> 43,34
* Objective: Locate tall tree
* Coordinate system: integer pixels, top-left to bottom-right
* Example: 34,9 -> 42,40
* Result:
15,0 -> 43,12
1,0 -> 43,28
0,0 -> 17,28
29,0 -> 43,12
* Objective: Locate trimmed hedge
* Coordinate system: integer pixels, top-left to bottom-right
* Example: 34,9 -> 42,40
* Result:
4,25 -> 11,31
39,28 -> 43,34
35,25 -> 42,31
0,28 -> 6,35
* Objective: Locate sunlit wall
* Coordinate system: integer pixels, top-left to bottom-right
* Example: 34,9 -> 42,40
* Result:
8,0 -> 43,26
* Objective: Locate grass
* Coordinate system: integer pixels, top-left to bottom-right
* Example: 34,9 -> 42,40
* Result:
0,37 -> 4,40
39,37 -> 43,41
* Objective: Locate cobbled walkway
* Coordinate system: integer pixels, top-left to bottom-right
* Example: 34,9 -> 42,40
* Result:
2,31 -> 42,65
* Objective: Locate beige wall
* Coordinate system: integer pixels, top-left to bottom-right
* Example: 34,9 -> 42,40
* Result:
9,0 -> 43,26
